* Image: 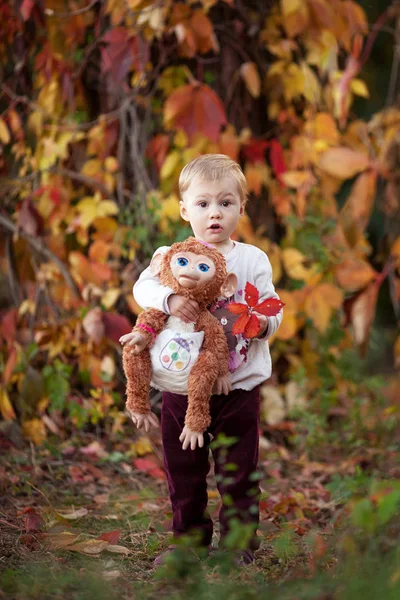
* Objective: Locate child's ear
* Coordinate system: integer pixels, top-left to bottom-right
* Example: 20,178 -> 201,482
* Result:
149,252 -> 164,276
220,273 -> 238,298
180,201 -> 190,222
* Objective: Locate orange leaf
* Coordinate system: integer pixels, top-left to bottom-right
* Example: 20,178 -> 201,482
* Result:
245,282 -> 259,307
227,302 -> 249,315
164,83 -> 227,142
318,148 -> 370,179
255,298 -> 285,316
232,313 -> 251,335
97,530 -> 121,545
240,62 -> 261,98
335,257 -> 376,292
343,280 -> 380,355
244,314 -> 260,338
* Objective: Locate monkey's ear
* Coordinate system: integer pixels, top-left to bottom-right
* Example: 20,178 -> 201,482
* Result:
220,272 -> 238,298
149,252 -> 164,276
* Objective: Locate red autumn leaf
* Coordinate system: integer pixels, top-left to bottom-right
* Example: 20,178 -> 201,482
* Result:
164,83 -> 227,142
97,530 -> 121,545
227,302 -> 249,315
255,297 -> 285,317
232,312 -> 251,335
20,0 -> 34,21
102,312 -> 132,343
269,139 -> 286,183
22,507 -> 44,532
242,139 -> 269,164
0,309 -> 17,347
245,282 -> 259,307
244,314 -> 260,338
146,134 -> 170,171
134,457 -> 165,480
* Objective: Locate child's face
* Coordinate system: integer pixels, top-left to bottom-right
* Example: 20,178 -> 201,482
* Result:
180,175 -> 244,246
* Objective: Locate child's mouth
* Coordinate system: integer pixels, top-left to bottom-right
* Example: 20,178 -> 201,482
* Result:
209,224 -> 222,231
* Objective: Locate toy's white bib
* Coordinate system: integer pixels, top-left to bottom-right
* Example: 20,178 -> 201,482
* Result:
150,325 -> 205,394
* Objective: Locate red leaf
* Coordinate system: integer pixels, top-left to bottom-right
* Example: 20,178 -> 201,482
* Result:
102,313 -> 132,343
164,83 -> 227,142
244,314 -> 260,338
97,530 -> 121,545
0,309 -> 17,347
20,0 -> 34,21
227,302 -> 249,315
269,139 -> 287,183
242,139 -> 269,164
134,457 -> 165,480
255,297 -> 285,317
245,282 -> 259,307
232,313 -> 251,335
22,508 -> 44,532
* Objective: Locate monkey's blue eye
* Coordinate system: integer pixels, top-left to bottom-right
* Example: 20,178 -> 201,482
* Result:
198,263 -> 210,272
176,257 -> 188,267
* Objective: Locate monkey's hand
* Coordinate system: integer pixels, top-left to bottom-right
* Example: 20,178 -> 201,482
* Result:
119,331 -> 149,354
213,375 -> 232,396
168,294 -> 200,324
130,411 -> 160,432
179,426 -> 204,451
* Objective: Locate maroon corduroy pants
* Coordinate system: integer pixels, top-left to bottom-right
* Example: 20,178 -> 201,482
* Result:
161,385 -> 260,547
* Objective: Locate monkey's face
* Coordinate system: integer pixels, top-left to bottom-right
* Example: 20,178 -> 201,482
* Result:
170,251 -> 216,290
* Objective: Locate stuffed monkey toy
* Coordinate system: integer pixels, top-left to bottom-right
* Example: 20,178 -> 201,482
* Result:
122,237 -> 237,450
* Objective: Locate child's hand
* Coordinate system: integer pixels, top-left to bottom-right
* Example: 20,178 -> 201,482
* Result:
129,411 -> 160,432
168,294 -> 200,324
254,312 -> 269,338
179,426 -> 204,451
213,375 -> 232,396
119,331 -> 148,354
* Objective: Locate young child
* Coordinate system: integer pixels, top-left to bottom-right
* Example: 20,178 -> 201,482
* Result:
120,154 -> 283,565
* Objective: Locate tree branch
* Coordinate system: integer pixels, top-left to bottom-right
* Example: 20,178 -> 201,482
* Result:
0,214 -> 81,299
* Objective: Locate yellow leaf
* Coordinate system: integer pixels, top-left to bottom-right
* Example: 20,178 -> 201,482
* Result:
0,117 -> 10,144
22,419 -> 47,445
104,156 -> 119,172
160,150 -> 181,180
97,200 -> 118,219
317,283 -> 343,309
282,248 -> 316,281
174,129 -> 188,148
300,62 -> 321,103
244,163 -> 270,195
318,147 -> 370,179
240,62 -> 261,98
304,287 -> 332,332
351,79 -> 369,98
101,288 -> 120,309
281,0 -> 310,38
0,386 -> 16,420
131,437 -> 153,456
281,170 -> 311,189
82,159 -> 103,178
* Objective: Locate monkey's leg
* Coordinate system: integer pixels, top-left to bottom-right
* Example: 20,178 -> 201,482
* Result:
185,350 -> 218,432
123,347 -> 152,415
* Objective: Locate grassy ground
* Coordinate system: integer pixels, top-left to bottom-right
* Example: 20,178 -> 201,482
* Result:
1,373 -> 400,599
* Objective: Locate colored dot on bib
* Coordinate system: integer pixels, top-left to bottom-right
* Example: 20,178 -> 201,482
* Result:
162,355 -> 170,362
171,352 -> 179,361
169,342 -> 177,350
175,362 -> 184,370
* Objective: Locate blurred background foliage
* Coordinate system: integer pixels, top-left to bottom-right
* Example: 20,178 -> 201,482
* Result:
0,0 -> 399,445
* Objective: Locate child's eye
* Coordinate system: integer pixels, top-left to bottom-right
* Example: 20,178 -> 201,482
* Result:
176,257 -> 188,267
197,264 -> 210,272
198,201 -> 208,208
222,201 -> 231,207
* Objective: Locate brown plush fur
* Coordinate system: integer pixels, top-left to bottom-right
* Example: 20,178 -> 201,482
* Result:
123,237 -> 231,433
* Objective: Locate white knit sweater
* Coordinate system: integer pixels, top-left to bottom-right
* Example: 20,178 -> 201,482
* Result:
133,241 -> 283,391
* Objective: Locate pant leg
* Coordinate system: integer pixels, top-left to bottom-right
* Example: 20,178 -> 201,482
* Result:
161,391 -> 213,546
209,386 -> 260,549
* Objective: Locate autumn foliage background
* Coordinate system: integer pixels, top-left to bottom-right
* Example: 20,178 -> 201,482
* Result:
0,0 -> 398,445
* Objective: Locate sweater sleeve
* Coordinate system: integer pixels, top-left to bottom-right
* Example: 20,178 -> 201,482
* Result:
133,246 -> 174,314
254,250 -> 283,340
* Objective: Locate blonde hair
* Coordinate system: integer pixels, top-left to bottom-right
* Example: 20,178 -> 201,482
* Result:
179,154 -> 248,205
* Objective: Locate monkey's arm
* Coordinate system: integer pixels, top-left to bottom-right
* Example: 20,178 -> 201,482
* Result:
184,311 -> 229,433
122,309 -> 168,417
